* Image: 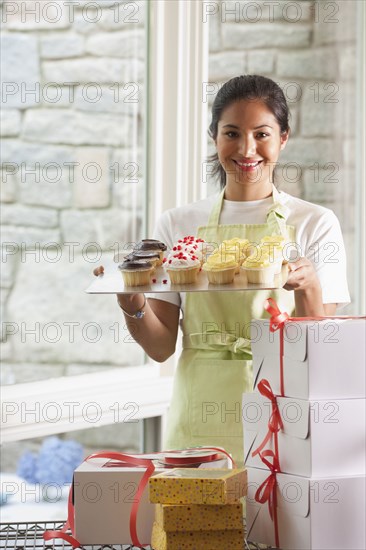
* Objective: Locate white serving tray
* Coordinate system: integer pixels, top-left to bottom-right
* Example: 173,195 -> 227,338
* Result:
86,259 -> 289,294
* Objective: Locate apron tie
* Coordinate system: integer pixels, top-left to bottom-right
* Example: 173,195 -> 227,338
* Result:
185,331 -> 252,358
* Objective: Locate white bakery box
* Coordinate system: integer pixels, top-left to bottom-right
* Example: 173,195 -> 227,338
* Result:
242,392 -> 365,477
251,318 -> 366,399
73,454 -> 230,545
246,467 -> 366,549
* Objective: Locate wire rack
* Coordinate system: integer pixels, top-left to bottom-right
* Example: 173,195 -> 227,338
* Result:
0,521 -> 266,550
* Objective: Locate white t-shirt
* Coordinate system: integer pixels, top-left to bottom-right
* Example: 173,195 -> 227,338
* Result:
151,190 -> 350,311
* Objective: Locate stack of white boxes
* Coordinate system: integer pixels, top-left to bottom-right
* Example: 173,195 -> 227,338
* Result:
242,317 -> 366,549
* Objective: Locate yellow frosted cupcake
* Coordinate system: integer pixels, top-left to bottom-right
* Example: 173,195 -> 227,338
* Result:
222,238 -> 251,260
217,245 -> 239,273
241,251 -> 276,284
218,238 -> 252,272
202,253 -> 238,284
256,241 -> 283,274
260,235 -> 288,269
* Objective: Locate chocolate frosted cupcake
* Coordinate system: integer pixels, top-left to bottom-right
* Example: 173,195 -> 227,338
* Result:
126,250 -> 161,268
134,239 -> 167,265
118,259 -> 153,287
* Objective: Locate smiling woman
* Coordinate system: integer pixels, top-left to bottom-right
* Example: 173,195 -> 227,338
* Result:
215,99 -> 289,200
112,75 -> 350,464
209,75 -> 290,200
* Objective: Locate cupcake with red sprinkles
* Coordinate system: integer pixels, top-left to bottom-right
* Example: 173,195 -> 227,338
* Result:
172,236 -> 207,265
164,249 -> 201,284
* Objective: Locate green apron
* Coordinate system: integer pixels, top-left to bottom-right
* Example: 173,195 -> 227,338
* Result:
164,186 -> 296,466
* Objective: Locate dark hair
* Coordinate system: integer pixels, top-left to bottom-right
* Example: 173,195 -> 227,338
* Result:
208,75 -> 290,188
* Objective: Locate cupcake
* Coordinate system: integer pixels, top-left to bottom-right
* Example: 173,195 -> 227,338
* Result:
134,239 -> 167,266
218,238 -> 251,273
241,252 -> 276,284
260,235 -> 288,274
261,235 -> 288,264
250,243 -> 282,275
219,238 -> 251,264
126,250 -> 161,268
118,260 -> 154,287
202,253 -> 238,284
172,236 -> 208,265
165,251 -> 201,284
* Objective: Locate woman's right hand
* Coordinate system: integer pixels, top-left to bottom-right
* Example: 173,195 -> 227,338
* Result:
93,265 -> 141,308
92,263 -> 179,361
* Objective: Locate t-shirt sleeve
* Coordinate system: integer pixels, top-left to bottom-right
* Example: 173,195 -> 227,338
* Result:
306,210 -> 350,309
148,211 -> 181,308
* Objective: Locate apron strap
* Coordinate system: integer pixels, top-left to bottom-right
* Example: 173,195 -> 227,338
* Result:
183,331 -> 252,358
202,185 -> 290,238
206,188 -> 226,226
266,186 -> 291,236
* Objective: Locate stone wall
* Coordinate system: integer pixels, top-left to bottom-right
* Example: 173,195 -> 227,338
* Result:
1,0 -> 146,459
1,0 -> 146,387
206,0 -> 359,313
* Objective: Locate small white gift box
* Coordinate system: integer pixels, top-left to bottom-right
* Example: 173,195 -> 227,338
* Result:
242,391 -> 365,477
251,318 -> 366,399
246,467 -> 366,549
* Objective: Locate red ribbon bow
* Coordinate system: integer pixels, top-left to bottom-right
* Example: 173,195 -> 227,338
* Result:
264,298 -> 291,396
255,449 -> 281,548
251,379 -> 283,460
265,297 -> 290,331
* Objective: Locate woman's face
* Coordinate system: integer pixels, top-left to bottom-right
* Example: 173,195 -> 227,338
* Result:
215,99 -> 289,194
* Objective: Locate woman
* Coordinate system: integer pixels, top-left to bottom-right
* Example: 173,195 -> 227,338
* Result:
95,75 -> 350,464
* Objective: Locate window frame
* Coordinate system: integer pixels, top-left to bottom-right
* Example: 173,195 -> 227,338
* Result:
5,0 -> 364,444
355,0 -> 366,311
1,0 -> 209,443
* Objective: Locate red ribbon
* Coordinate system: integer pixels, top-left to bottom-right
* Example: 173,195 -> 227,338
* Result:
43,451 -> 155,549
251,379 -> 283,461
265,297 -> 290,332
264,298 -> 290,396
264,298 -> 366,396
251,378 -> 283,547
255,449 -> 281,548
161,452 -> 220,466
257,299 -> 366,547
43,447 -> 235,549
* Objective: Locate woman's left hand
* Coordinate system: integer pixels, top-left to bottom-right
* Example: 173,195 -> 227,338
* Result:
283,257 -> 320,292
283,257 -> 337,316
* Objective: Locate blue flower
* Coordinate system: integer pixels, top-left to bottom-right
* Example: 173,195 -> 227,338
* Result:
17,437 -> 83,486
16,451 -> 38,483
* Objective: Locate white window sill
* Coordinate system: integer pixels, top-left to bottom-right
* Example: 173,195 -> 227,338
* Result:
1,365 -> 174,443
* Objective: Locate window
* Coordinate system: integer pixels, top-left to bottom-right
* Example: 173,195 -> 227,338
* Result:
1,2 -> 364,522
205,0 -> 365,314
0,2 -> 208,513
1,0 -> 151,509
